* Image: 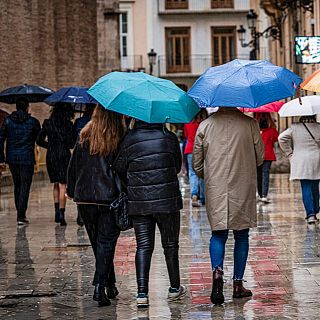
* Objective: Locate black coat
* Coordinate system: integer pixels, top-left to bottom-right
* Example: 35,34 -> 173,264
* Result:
0,111 -> 40,165
36,118 -> 75,183
114,122 -> 182,215
67,142 -> 118,205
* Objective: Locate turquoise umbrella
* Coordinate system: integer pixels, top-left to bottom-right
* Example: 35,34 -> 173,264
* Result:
88,72 -> 199,123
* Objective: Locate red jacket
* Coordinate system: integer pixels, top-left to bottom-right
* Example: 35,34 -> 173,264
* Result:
184,121 -> 200,154
261,127 -> 279,161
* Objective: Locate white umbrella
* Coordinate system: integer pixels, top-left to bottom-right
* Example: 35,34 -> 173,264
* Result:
279,95 -> 320,117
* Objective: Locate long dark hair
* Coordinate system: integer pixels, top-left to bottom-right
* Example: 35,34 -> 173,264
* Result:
50,103 -> 74,123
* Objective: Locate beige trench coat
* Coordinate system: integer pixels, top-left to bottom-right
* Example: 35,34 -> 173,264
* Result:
193,108 -> 264,231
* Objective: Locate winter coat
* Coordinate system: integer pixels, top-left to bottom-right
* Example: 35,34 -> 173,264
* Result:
261,127 -> 279,161
184,121 -> 200,154
37,118 -> 75,183
114,122 -> 182,216
193,108 -> 264,231
278,122 -> 320,180
0,110 -> 40,165
67,142 -> 118,205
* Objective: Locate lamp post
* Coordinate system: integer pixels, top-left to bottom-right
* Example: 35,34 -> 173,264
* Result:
147,49 -> 157,75
237,9 -> 281,60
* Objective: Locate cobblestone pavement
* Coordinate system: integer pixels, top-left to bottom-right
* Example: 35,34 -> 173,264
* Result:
0,175 -> 320,319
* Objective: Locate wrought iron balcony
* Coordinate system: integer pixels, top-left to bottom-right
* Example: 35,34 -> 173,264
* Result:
120,55 -> 144,72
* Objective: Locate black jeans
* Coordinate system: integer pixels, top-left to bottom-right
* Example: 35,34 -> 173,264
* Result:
132,212 -> 181,294
9,164 -> 34,220
77,204 -> 120,287
257,160 -> 272,198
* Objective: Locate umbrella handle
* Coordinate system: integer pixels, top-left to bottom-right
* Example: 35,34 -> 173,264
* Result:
294,84 -> 302,105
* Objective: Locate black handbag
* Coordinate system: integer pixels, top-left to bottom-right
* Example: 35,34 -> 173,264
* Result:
109,163 -> 132,231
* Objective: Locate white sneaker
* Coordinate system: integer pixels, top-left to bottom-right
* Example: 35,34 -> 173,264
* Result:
168,285 -> 187,301
307,215 -> 317,225
137,293 -> 149,308
261,197 -> 270,204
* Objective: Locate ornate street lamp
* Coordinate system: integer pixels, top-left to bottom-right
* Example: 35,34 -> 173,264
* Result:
247,9 -> 258,29
147,49 -> 157,75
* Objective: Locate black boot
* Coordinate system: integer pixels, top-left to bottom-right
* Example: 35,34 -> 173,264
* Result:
211,267 -> 224,305
93,284 -> 111,307
107,285 -> 119,299
76,212 -> 84,227
54,203 -> 60,223
59,208 -> 67,226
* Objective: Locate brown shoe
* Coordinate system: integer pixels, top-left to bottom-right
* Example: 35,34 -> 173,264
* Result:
191,195 -> 200,207
233,280 -> 252,299
210,267 -> 224,305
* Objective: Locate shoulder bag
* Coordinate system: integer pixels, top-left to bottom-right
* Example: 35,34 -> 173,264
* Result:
302,122 -> 320,146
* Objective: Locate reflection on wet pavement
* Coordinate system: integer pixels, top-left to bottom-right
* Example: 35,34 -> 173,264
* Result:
0,174 -> 320,319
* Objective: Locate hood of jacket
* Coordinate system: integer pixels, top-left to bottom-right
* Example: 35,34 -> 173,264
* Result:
9,110 -> 31,123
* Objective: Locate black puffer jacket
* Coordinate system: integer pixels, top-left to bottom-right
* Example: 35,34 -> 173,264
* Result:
114,122 -> 182,215
67,142 -> 118,205
0,111 -> 40,165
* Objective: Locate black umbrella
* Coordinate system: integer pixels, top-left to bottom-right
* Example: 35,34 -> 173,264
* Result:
0,84 -> 54,104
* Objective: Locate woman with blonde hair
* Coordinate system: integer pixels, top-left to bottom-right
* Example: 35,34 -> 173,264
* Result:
67,105 -> 125,306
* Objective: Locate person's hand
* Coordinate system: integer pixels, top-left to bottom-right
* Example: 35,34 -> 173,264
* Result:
0,163 -> 6,171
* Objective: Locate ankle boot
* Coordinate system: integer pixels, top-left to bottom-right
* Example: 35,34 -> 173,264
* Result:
59,209 -> 67,226
93,284 -> 111,306
211,267 -> 224,305
54,203 -> 60,223
233,280 -> 252,298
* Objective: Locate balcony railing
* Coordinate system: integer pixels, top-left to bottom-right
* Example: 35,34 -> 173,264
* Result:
158,0 -> 250,13
157,54 -> 251,77
120,55 -> 144,71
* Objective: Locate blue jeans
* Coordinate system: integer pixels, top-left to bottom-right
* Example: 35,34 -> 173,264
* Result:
187,154 -> 205,203
257,160 -> 272,198
210,229 -> 249,280
300,180 -> 320,218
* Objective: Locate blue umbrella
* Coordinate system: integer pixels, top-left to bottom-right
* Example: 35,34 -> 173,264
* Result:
44,86 -> 97,106
88,72 -> 199,123
0,84 -> 54,104
188,59 -> 302,109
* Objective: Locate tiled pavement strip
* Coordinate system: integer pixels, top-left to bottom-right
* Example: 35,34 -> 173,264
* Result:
0,175 -> 320,319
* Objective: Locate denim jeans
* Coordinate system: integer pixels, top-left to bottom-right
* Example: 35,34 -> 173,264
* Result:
257,160 -> 272,198
300,180 -> 320,218
132,212 -> 180,293
9,164 -> 34,220
210,229 -> 249,280
187,154 -> 205,202
77,204 -> 120,287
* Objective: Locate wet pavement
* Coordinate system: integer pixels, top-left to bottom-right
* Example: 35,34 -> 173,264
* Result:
0,174 -> 320,319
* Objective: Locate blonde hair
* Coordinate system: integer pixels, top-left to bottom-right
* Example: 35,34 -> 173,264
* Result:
80,105 -> 125,156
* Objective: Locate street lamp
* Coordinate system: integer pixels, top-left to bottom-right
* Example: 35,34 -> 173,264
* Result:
237,9 -> 281,60
147,49 -> 157,75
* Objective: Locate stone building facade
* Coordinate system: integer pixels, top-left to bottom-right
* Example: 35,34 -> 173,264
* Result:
0,0 -> 120,123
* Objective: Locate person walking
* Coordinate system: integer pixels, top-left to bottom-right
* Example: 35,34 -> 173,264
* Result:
256,113 -> 279,203
36,103 -> 75,226
193,107 -> 264,305
114,119 -> 186,308
67,105 -> 125,307
184,110 -> 207,207
0,98 -> 40,225
73,103 -> 96,226
278,115 -> 320,225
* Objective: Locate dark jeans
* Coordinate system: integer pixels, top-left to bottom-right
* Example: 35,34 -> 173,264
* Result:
77,204 -> 120,287
257,160 -> 272,198
210,229 -> 249,280
300,180 -> 320,218
132,212 -> 181,294
9,164 -> 34,220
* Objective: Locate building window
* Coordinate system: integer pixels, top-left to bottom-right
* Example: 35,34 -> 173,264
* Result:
166,27 -> 191,73
211,0 -> 234,8
120,12 -> 128,57
165,0 -> 188,10
212,27 -> 236,66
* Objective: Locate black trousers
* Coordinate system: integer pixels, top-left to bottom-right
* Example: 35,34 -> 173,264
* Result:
77,204 -> 120,287
9,164 -> 34,220
132,212 -> 181,294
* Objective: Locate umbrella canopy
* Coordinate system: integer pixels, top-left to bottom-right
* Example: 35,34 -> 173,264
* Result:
188,59 -> 302,109
301,69 -> 320,92
241,101 -> 285,113
279,96 -> 320,117
0,84 -> 54,104
44,86 -> 97,106
88,72 -> 200,123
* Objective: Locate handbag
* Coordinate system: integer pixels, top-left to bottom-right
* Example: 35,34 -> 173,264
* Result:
108,162 -> 133,231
